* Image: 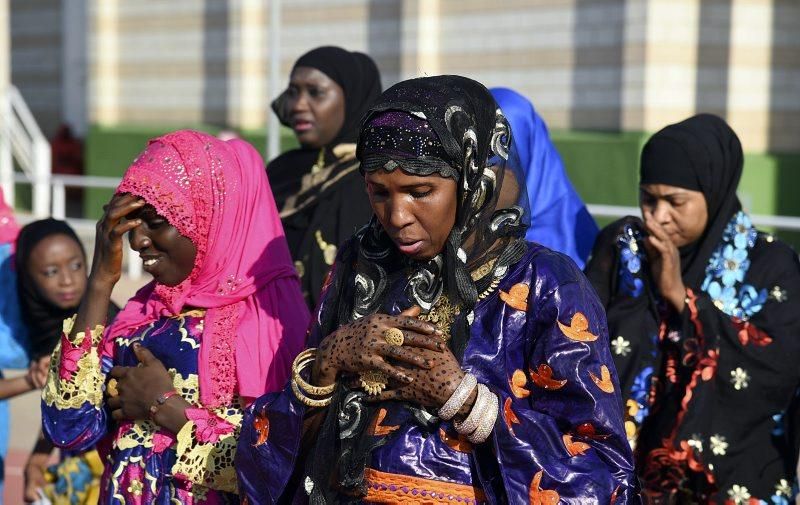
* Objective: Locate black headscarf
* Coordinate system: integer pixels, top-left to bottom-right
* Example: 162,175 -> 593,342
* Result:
640,113 -> 743,288
16,219 -> 85,359
16,219 -> 118,359
329,75 -> 528,357
304,75 -> 528,503
272,46 -> 382,146
268,46 -> 382,212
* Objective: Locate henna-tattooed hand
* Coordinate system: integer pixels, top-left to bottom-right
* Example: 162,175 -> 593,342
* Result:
313,307 -> 445,387
367,345 -> 473,415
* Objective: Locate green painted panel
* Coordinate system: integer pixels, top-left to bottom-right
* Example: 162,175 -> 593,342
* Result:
550,130 -> 648,207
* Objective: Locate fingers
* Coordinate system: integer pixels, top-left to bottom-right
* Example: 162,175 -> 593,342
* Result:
399,305 -> 421,318
103,195 -> 145,229
372,359 -> 414,385
106,396 -> 121,411
398,330 -> 446,352
109,219 -> 141,241
104,192 -> 136,211
366,389 -> 403,402
133,343 -> 157,366
106,193 -> 144,219
391,315 -> 440,336
111,408 -> 126,422
37,356 -> 51,371
646,235 -> 670,256
31,370 -> 47,389
109,366 -> 130,379
382,345 -> 433,369
642,211 -> 671,242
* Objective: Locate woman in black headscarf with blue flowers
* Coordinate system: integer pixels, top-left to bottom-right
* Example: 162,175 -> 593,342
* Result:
586,114 -> 800,503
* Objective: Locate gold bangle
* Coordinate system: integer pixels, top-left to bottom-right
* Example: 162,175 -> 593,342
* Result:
291,379 -> 333,408
292,348 -> 336,396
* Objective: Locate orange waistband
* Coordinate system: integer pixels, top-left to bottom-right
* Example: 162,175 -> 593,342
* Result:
363,468 -> 487,504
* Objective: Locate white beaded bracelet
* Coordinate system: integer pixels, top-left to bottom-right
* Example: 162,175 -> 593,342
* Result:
438,373 -> 478,421
466,390 -> 499,444
454,384 -> 491,435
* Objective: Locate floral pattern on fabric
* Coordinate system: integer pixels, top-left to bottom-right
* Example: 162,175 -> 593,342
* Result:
236,245 -> 639,503
618,224 -> 645,298
43,316 -> 105,412
42,311 -> 240,504
43,449 -> 103,505
702,212 -> 768,320
589,182 -> 800,502
184,408 -> 236,444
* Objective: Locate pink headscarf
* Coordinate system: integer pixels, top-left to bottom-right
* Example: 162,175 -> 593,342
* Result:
0,187 -> 20,246
107,130 -> 309,407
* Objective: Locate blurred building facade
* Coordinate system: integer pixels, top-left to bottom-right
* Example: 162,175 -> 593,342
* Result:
9,0 -> 800,153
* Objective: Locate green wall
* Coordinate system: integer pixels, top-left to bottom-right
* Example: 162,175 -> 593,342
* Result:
83,124 -> 800,249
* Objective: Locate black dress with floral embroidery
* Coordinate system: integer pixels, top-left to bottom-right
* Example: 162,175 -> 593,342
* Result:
586,212 -> 800,503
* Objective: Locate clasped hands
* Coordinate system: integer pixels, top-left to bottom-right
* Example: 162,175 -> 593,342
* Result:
313,307 -> 476,417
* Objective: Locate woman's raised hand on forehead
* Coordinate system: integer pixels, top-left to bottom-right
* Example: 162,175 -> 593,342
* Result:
91,193 -> 145,288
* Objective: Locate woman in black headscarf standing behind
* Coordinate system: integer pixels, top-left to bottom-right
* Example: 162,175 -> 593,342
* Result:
585,114 -> 800,502
268,46 -> 381,309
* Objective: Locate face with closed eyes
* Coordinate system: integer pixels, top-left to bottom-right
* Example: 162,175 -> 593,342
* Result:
126,203 -> 198,286
28,234 -> 87,310
639,183 -> 708,247
366,168 -> 458,261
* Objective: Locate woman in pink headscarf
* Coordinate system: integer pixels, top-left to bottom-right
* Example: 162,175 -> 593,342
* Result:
41,130 -> 309,503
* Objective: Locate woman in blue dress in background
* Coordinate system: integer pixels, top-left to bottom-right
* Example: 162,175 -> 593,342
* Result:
490,88 -> 598,269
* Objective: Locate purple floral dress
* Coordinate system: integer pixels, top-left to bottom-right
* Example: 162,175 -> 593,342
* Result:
42,310 -> 241,504
236,245 -> 640,503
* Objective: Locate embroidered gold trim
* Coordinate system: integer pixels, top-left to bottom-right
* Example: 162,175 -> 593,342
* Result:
360,370 -> 388,395
418,296 -> 461,341
315,230 -> 338,266
363,468 -> 486,504
172,406 -> 243,494
470,258 -> 497,282
42,341 -> 104,410
310,148 -> 326,174
279,144 -> 359,218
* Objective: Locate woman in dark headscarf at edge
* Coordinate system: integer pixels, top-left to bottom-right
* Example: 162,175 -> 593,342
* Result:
585,114 -> 800,502
236,75 -> 638,503
490,87 -> 598,269
268,46 -> 381,309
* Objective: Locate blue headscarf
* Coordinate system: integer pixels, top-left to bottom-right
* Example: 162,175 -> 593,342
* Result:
491,87 -> 598,268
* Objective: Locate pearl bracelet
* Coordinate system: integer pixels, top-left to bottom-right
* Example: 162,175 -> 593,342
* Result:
466,390 -> 498,444
438,373 -> 478,421
454,383 -> 491,435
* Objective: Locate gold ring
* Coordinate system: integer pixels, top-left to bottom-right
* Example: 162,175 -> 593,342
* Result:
107,378 -> 119,398
359,370 -> 388,396
383,327 -> 404,347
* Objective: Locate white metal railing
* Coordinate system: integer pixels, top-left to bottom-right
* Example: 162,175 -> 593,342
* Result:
587,204 -> 800,231
0,85 -> 51,216
10,175 -> 800,284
